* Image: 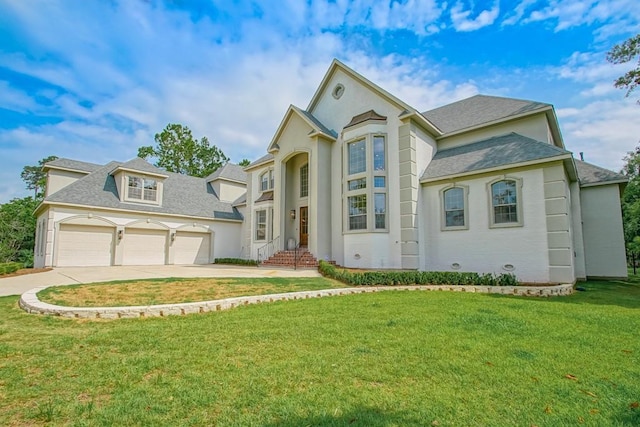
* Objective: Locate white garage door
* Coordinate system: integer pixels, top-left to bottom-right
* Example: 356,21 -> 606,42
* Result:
123,229 -> 167,265
57,224 -> 114,267
173,232 -> 211,264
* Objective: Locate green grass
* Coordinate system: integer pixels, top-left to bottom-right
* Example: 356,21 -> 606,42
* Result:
37,277 -> 348,307
1,277 -> 640,425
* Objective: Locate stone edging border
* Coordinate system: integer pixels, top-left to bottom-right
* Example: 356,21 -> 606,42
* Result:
19,283 -> 574,320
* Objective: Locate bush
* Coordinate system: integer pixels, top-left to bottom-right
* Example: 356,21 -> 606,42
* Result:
0,262 -> 23,276
214,258 -> 259,266
318,260 -> 519,287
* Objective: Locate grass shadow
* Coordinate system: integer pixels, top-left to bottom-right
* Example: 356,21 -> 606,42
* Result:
261,406 -> 428,427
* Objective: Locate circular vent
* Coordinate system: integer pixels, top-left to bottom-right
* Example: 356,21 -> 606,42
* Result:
332,83 -> 345,99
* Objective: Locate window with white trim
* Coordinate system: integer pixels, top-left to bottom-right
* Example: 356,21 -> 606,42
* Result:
300,164 -> 308,198
260,170 -> 273,192
126,176 -> 158,202
344,134 -> 387,232
489,178 -> 523,227
255,210 -> 267,241
441,185 -> 468,230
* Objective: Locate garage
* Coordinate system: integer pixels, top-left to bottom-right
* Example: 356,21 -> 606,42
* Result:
173,231 -> 211,264
123,228 -> 167,265
57,224 -> 114,267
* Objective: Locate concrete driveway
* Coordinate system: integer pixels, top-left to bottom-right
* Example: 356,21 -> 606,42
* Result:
0,265 -> 321,297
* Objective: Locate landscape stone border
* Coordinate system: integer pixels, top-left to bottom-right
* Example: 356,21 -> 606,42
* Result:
19,283 -> 574,320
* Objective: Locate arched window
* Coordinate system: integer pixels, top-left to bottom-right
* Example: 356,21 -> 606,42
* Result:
444,187 -> 465,227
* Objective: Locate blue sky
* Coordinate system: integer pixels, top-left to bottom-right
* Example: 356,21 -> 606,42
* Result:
0,0 -> 639,202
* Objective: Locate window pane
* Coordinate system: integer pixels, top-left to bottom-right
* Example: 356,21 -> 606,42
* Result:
444,187 -> 464,227
348,195 -> 367,230
143,179 -> 157,201
374,176 -> 386,188
348,178 -> 366,190
492,180 -> 518,223
261,173 -> 268,191
256,210 -> 267,240
127,176 -> 142,199
348,139 -> 366,175
373,136 -> 385,171
375,193 -> 386,229
300,164 -> 308,197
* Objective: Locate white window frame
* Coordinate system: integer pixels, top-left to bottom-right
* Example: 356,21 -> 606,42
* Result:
260,169 -> 274,192
343,133 -> 388,233
125,175 -> 160,204
255,209 -> 267,241
440,184 -> 469,231
487,177 -> 523,228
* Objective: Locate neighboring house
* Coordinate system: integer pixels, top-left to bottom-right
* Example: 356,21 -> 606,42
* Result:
35,59 -> 628,283
34,158 -> 246,268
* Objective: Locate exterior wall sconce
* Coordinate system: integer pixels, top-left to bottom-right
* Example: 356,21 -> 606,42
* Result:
290,209 -> 296,220
117,230 -> 123,241
170,232 -> 177,242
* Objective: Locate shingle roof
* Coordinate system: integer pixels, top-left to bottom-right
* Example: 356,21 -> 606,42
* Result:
421,133 -> 571,182
344,109 -> 387,129
422,95 -> 551,135
44,158 -> 102,173
206,163 -> 247,183
246,153 -> 274,169
111,157 -> 168,176
296,107 -> 338,138
575,160 -> 627,186
45,159 -> 243,220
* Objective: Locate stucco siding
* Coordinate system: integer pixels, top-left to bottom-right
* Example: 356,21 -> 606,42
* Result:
46,169 -> 88,197
438,114 -> 552,151
422,168 -> 551,283
581,185 -> 627,278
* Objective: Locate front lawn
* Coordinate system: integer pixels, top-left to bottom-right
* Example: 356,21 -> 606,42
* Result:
37,277 -> 348,307
1,277 -> 639,425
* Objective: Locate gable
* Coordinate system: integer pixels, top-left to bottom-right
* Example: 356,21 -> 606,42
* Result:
308,60 -> 439,137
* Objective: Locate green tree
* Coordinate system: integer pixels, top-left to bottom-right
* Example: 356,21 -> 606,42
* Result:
238,158 -> 251,167
21,155 -> 58,198
0,196 -> 38,266
138,124 -> 229,177
607,34 -> 640,102
621,145 -> 640,254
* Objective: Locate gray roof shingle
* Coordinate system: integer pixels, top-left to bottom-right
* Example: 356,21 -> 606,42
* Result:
45,158 -> 102,173
421,133 -> 571,181
112,157 -> 168,176
247,153 -> 274,168
206,163 -> 247,183
423,95 -> 551,135
296,107 -> 338,138
45,159 -> 242,221
575,159 -> 627,186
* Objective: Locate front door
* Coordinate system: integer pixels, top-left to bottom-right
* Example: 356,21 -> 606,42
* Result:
299,206 -> 308,247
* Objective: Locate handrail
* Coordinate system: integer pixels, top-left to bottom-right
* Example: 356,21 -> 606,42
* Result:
257,236 -> 280,265
294,240 -> 302,270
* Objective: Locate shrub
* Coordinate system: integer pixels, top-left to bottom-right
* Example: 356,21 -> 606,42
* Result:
0,262 -> 23,276
214,258 -> 259,266
317,260 -> 519,287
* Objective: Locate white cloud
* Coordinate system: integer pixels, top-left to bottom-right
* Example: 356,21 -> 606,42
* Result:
450,1 -> 500,32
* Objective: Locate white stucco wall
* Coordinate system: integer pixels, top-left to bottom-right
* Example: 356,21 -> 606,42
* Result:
37,205 -> 242,267
422,168 -> 551,283
580,185 -> 627,278
437,114 -> 554,150
212,180 -> 246,203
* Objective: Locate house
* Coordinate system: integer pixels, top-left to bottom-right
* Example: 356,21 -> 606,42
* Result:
34,159 -> 246,267
35,59 -> 628,283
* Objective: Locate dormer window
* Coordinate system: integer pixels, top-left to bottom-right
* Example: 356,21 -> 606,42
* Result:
127,176 -> 158,202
